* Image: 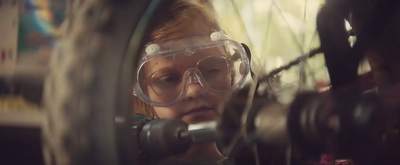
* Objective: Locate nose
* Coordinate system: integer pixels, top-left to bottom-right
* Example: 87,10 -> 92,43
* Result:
185,82 -> 207,100
184,69 -> 207,100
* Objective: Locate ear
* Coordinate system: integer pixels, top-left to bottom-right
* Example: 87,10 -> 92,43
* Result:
241,43 -> 255,79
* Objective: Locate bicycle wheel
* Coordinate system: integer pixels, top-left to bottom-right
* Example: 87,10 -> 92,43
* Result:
209,0 -> 400,164
41,0 -> 172,164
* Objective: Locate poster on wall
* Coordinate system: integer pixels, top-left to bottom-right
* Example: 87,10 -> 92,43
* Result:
0,0 -> 65,76
17,0 -> 65,68
0,0 -> 19,72
18,0 -> 65,58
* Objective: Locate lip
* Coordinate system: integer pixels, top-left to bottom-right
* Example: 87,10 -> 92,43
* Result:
181,106 -> 214,117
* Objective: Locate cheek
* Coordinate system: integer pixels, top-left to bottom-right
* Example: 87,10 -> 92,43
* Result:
147,86 -> 157,99
218,95 -> 229,106
207,93 -> 230,111
215,93 -> 232,109
153,106 -> 179,119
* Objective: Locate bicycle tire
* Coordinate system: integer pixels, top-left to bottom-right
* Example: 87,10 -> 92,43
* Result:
41,0 -> 171,164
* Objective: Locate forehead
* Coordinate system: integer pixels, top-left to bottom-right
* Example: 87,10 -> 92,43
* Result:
145,46 -> 226,71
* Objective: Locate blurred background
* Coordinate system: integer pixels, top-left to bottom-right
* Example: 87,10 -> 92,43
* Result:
0,1 -> 65,164
1,0 -> 65,111
1,0 -> 336,113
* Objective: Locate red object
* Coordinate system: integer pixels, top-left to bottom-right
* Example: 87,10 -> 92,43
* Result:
359,71 -> 375,90
1,50 -> 6,62
320,153 -> 333,164
320,153 -> 355,165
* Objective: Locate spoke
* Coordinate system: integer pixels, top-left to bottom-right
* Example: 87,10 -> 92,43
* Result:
227,0 -> 261,139
272,0 -> 304,55
301,0 -> 309,51
228,0 -> 267,76
253,144 -> 261,165
229,0 -> 255,53
261,2 -> 275,69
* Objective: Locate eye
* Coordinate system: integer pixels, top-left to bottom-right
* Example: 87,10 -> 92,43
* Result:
204,67 -> 223,75
157,75 -> 181,84
198,56 -> 229,78
150,69 -> 182,87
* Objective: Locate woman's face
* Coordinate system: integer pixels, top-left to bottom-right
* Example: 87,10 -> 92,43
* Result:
143,27 -> 231,124
144,47 -> 231,124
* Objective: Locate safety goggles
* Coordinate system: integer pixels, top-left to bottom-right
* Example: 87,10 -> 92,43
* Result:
133,31 -> 250,107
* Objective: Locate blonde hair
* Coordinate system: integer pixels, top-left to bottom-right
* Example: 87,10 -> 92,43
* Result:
133,0 -> 220,117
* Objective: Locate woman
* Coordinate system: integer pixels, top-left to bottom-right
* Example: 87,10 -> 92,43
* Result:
133,0 -> 250,163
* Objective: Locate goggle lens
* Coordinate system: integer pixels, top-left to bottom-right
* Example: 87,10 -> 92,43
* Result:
140,55 -> 238,103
